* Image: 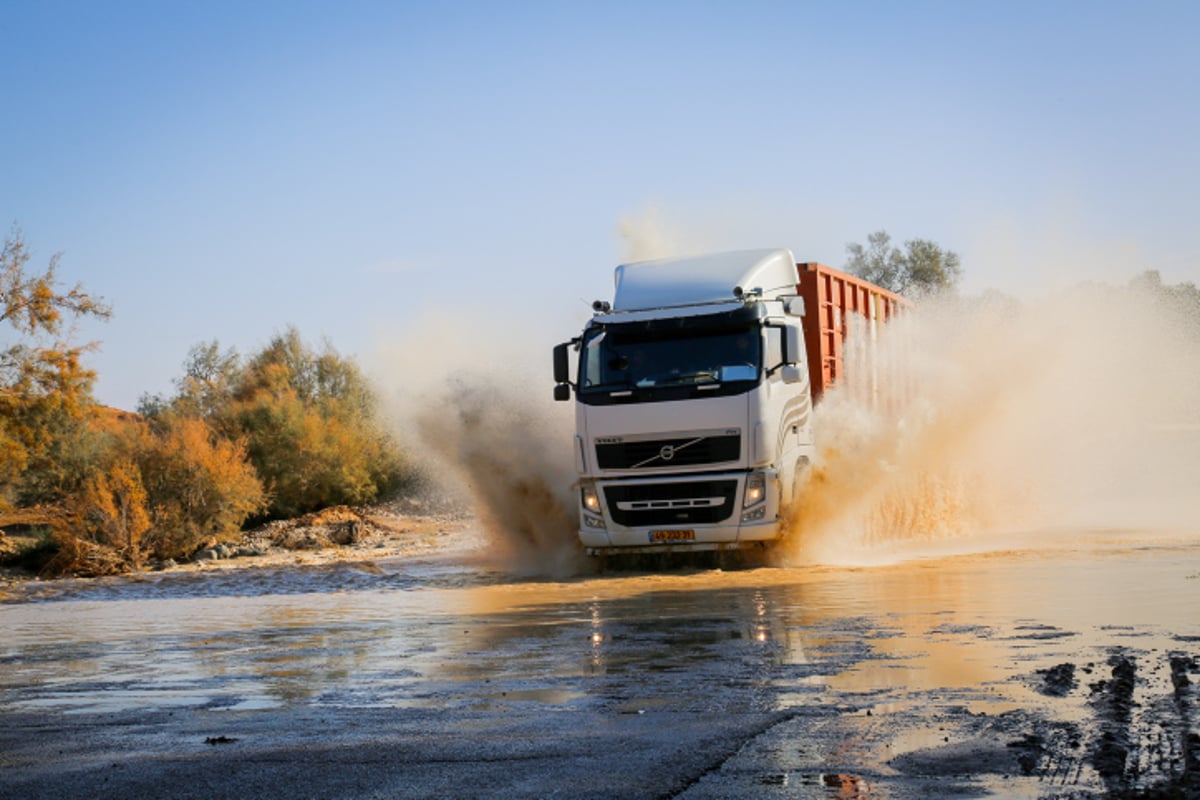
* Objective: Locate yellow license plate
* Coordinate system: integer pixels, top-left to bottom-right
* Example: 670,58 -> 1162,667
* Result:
650,529 -> 695,543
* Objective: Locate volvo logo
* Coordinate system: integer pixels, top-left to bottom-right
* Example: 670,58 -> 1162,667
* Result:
630,435 -> 706,469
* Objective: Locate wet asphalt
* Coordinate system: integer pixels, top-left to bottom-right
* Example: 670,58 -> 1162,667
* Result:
2,530 -> 1199,799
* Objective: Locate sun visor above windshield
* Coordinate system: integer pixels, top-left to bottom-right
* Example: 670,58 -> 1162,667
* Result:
612,249 -> 798,312
589,304 -> 767,335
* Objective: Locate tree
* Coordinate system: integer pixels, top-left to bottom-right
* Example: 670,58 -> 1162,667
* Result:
845,230 -> 962,296
140,340 -> 241,422
844,230 -> 904,293
141,327 -> 412,522
0,227 -> 111,508
1129,270 -> 1200,336
228,328 -> 409,519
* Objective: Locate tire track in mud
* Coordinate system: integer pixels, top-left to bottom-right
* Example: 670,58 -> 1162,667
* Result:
1156,650 -> 1200,798
1172,653 -> 1200,798
704,645 -> 1200,798
1001,647 -> 1200,798
1072,648 -> 1200,798
1006,723 -> 1089,791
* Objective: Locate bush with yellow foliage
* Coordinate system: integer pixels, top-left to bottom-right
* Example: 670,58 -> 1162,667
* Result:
144,327 -> 411,522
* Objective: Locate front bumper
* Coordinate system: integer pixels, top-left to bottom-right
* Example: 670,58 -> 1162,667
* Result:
580,519 -> 780,555
577,469 -> 781,554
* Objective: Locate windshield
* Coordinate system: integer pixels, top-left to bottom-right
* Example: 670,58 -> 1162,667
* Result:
580,322 -> 761,393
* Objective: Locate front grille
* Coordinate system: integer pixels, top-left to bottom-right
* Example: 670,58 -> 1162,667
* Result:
596,434 -> 740,470
604,480 -> 738,527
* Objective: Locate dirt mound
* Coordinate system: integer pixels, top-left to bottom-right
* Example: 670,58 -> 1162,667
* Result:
187,501 -> 473,569
243,507 -> 378,552
0,498 -> 474,580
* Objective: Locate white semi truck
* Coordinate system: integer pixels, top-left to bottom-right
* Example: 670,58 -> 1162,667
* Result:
552,249 -> 905,556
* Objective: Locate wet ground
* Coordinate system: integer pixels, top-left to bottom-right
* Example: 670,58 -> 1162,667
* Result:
1,525 -> 1198,799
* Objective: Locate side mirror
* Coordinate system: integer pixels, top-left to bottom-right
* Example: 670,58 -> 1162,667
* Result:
553,343 -> 570,384
780,364 -> 802,384
554,383 -> 571,402
783,324 -> 804,366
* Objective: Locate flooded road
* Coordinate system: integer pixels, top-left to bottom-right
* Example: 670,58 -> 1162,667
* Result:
2,525 -> 1199,799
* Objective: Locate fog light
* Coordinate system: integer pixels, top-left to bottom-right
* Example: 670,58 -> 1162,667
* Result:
742,505 -> 766,523
583,513 -> 606,529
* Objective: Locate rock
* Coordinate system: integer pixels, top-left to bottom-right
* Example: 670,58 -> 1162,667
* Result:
275,529 -> 334,550
329,520 -> 363,546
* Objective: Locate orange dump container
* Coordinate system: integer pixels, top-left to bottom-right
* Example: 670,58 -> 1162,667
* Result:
795,262 -> 908,404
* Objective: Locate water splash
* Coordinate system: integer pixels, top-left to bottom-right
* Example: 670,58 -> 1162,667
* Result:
414,376 -> 585,577
372,310 -> 584,577
379,276 -> 1199,573
778,280 -> 1200,565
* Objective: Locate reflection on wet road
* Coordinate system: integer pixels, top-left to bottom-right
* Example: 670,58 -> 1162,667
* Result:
2,526 -> 1199,798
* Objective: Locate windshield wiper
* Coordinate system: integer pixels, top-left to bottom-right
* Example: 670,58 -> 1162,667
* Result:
582,379 -> 633,392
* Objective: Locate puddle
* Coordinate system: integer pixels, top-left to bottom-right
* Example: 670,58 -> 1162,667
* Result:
0,527 -> 1197,722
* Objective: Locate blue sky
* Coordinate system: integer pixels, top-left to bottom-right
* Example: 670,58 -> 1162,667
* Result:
3,1 -> 1198,409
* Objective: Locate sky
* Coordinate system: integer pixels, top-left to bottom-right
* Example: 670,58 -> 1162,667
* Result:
3,0 -> 1198,410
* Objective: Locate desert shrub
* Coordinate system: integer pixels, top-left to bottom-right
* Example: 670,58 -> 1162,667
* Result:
3,232 -> 390,572
15,408 -> 111,507
143,327 -> 411,522
134,414 -> 266,560
51,460 -> 152,574
83,460 -> 151,560
23,414 -> 266,573
231,377 -> 404,519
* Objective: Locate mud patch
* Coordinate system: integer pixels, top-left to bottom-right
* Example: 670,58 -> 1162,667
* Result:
1037,662 -> 1078,697
1084,649 -> 1200,797
892,732 -> 1035,777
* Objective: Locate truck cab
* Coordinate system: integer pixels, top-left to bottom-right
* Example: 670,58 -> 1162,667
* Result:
554,249 -> 816,555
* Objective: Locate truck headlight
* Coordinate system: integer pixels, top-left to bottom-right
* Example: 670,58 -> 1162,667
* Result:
581,483 -> 601,514
580,483 -> 606,529
743,473 -> 766,508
